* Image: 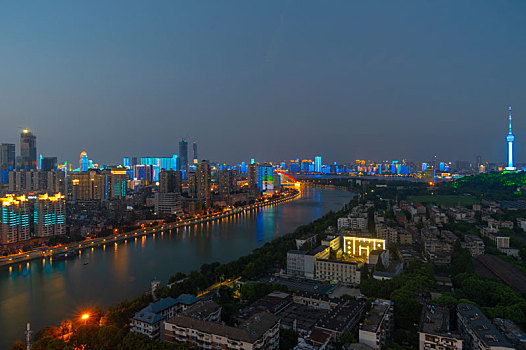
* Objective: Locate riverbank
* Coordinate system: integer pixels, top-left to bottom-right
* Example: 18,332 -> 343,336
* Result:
0,190 -> 301,268
9,187 -> 355,349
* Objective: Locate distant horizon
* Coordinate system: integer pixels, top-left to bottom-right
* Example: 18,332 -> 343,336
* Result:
2,1 -> 525,165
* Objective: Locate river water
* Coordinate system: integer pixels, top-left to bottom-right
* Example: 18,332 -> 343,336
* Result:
0,186 -> 354,347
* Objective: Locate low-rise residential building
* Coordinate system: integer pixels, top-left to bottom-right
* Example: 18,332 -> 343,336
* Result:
314,300 -> 365,342
493,318 -> 526,349
315,258 -> 361,286
462,234 -> 485,256
338,212 -> 368,231
293,292 -> 340,310
418,304 -> 462,350
359,299 -> 394,350
288,250 -> 307,276
376,224 -> 398,244
182,299 -> 221,322
287,245 -> 331,278
131,297 -> 186,339
457,303 -> 514,350
164,312 -> 280,349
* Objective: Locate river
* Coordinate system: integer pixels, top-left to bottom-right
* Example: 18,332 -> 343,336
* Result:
0,186 -> 354,348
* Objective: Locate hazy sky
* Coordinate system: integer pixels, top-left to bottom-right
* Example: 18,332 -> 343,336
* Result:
1,1 -> 525,165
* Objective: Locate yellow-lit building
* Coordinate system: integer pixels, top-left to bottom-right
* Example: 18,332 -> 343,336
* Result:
68,169 -> 105,201
0,194 -> 31,245
35,193 -> 66,238
0,193 -> 65,246
343,236 -> 386,259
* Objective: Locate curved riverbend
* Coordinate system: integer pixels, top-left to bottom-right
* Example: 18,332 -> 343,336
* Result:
0,189 -> 301,267
0,186 -> 354,348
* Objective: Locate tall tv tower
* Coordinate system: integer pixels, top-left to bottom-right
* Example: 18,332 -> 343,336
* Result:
506,106 -> 516,170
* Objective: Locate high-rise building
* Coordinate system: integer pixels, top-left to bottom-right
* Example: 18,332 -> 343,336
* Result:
41,157 -> 57,172
248,163 -> 257,188
0,144 -> 15,171
218,169 -> 237,203
35,193 -> 66,238
196,161 -> 211,207
47,170 -> 65,193
68,169 -> 105,201
0,193 -> 66,245
159,170 -> 182,193
315,156 -> 322,173
0,194 -> 31,245
8,170 -> 49,192
506,106 -> 516,170
178,139 -> 188,171
106,168 -> 127,199
193,142 -> 198,164
79,151 -> 89,172
19,130 -> 37,170
188,170 -> 197,198
257,164 -> 275,192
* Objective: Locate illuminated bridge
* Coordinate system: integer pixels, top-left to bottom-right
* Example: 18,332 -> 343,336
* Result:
274,171 -> 300,187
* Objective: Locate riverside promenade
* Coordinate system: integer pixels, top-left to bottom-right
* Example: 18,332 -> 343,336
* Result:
0,190 -> 300,268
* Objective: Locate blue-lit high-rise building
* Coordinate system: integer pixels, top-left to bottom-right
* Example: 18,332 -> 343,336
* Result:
80,151 -> 89,172
257,164 -> 274,192
506,106 -> 516,170
178,139 -> 188,171
315,156 -> 322,173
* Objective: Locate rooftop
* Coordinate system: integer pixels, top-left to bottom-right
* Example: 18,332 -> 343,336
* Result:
182,300 -> 221,320
315,300 -> 364,333
360,299 -> 392,333
173,293 -> 199,306
419,304 -> 452,335
457,303 -> 513,348
166,312 -> 279,343
133,309 -> 165,324
148,297 -> 179,314
307,245 -> 329,256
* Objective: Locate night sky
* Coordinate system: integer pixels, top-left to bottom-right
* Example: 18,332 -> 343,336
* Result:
1,1 -> 525,165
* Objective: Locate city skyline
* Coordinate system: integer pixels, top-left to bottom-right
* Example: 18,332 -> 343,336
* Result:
1,1 -> 526,164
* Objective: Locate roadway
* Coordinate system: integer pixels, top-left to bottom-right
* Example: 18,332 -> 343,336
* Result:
0,190 -> 301,268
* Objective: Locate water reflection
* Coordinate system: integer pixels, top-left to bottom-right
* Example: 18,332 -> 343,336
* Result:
0,187 -> 353,348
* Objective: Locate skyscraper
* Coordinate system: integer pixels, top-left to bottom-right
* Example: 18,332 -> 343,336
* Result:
41,157 -> 57,172
19,130 -> 37,170
196,161 -> 211,208
506,106 -> 516,170
179,139 -> 188,171
315,156 -> 322,173
0,143 -> 15,171
79,151 -> 89,172
159,170 -> 182,193
248,162 -> 257,188
193,142 -> 198,164
257,164 -> 275,192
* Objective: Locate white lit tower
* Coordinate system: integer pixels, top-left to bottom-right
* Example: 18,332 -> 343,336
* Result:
506,106 -> 516,170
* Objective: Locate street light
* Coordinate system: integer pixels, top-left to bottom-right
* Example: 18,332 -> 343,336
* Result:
81,313 -> 89,325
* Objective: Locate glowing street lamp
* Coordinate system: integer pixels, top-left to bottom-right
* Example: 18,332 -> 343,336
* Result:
81,313 -> 89,325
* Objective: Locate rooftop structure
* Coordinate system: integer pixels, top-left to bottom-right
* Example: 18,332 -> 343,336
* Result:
164,312 -> 280,349
419,304 -> 462,350
457,303 -> 514,349
359,299 -> 394,349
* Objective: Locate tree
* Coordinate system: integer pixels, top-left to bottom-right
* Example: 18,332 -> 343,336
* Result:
10,341 -> 25,350
279,329 -> 298,350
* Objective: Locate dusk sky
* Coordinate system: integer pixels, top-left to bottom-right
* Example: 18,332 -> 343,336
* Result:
1,1 -> 526,165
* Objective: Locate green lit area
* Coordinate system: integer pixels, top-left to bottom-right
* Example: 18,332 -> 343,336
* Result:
441,171 -> 526,200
